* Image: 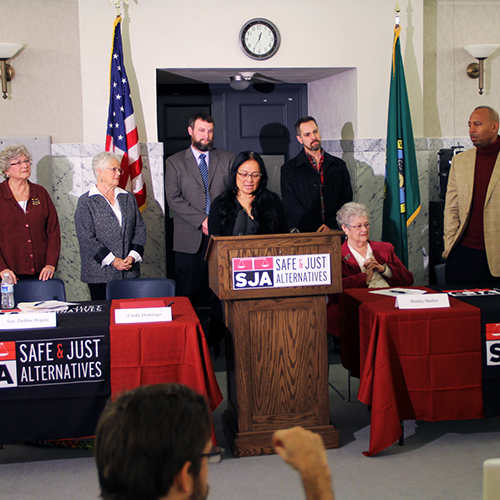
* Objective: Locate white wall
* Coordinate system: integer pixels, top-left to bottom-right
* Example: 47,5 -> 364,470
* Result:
78,0 -> 424,143
424,0 -> 500,137
309,70 -> 358,140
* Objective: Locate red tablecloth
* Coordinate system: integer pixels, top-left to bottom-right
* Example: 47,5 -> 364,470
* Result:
340,288 -> 483,456
109,297 -> 223,412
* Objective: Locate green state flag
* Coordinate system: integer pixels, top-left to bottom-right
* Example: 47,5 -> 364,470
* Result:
382,24 -> 421,268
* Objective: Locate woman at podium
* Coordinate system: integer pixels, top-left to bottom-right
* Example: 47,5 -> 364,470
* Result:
208,151 -> 288,236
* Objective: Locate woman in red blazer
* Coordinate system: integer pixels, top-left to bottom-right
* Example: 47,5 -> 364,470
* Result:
328,202 -> 413,337
337,202 -> 413,289
0,144 -> 60,283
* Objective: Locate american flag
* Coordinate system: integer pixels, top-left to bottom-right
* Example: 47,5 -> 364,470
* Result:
105,15 -> 147,211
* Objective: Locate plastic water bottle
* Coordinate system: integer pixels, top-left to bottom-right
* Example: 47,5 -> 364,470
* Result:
1,272 -> 15,310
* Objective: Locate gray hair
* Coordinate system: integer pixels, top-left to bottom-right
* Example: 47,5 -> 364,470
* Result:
336,202 -> 369,228
0,144 -> 32,179
92,151 -> 122,178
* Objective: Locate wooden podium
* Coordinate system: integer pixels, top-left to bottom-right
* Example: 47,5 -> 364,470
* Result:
206,231 -> 342,457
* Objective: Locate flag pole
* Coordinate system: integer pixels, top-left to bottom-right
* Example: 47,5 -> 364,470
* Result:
382,4 -> 421,267
105,4 -> 147,212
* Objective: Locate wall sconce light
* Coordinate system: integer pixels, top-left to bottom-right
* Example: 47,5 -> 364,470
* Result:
0,43 -> 24,99
465,44 -> 499,95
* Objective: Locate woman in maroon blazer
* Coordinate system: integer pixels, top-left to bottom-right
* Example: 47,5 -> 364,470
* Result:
337,202 -> 413,289
0,144 -> 60,283
328,202 -> 413,337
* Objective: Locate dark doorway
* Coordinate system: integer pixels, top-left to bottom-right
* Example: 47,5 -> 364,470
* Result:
157,84 -> 213,158
221,83 -> 306,195
157,81 -> 307,278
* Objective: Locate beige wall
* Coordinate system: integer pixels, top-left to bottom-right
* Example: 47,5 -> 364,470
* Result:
0,0 -> 425,143
0,0 -> 83,143
424,0 -> 500,137
7,0 -> 500,144
77,0 -> 424,143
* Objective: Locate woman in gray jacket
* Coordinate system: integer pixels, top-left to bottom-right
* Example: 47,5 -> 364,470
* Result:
74,152 -> 146,300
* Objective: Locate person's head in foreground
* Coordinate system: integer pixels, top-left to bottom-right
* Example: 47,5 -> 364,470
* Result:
95,383 -> 334,500
95,383 -> 219,500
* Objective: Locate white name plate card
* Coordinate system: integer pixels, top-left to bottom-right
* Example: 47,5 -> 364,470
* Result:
0,312 -> 57,330
115,307 -> 172,324
396,293 -> 450,310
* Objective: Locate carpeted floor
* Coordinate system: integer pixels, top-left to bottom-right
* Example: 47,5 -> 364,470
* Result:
1,357 -> 499,500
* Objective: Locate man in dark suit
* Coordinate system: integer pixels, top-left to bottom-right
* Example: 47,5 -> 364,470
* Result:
165,112 -> 234,305
281,116 -> 353,233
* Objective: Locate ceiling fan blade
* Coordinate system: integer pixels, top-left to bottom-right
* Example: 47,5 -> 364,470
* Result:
250,72 -> 285,84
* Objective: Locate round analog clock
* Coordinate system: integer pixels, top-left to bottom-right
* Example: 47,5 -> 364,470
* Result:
239,18 -> 281,60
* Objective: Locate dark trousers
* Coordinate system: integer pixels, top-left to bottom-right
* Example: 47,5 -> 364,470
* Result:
445,244 -> 500,285
174,234 -> 210,306
175,234 -> 225,355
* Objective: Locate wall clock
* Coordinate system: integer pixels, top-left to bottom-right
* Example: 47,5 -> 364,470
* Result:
239,18 -> 281,60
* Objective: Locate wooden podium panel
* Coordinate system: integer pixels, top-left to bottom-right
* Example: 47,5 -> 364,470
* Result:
223,295 -> 338,456
206,232 -> 342,457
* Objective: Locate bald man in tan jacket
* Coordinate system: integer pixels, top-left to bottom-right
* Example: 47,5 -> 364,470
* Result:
443,106 -> 500,285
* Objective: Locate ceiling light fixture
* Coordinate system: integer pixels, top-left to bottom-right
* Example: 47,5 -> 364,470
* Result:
229,72 -> 256,91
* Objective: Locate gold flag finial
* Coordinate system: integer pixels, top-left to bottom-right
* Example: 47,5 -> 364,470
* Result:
395,1 -> 400,26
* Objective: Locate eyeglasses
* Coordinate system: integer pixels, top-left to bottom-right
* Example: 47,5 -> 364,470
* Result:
106,167 -> 124,174
237,171 -> 262,179
201,446 -> 225,464
349,222 -> 370,230
9,158 -> 32,167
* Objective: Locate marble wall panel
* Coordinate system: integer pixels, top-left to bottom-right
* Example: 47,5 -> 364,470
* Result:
2,137 -> 474,299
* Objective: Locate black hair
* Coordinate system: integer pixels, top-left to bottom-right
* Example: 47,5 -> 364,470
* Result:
294,116 -> 318,135
215,151 -> 287,234
188,112 -> 214,129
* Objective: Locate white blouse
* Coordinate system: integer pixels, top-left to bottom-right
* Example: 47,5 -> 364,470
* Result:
348,242 -> 392,288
